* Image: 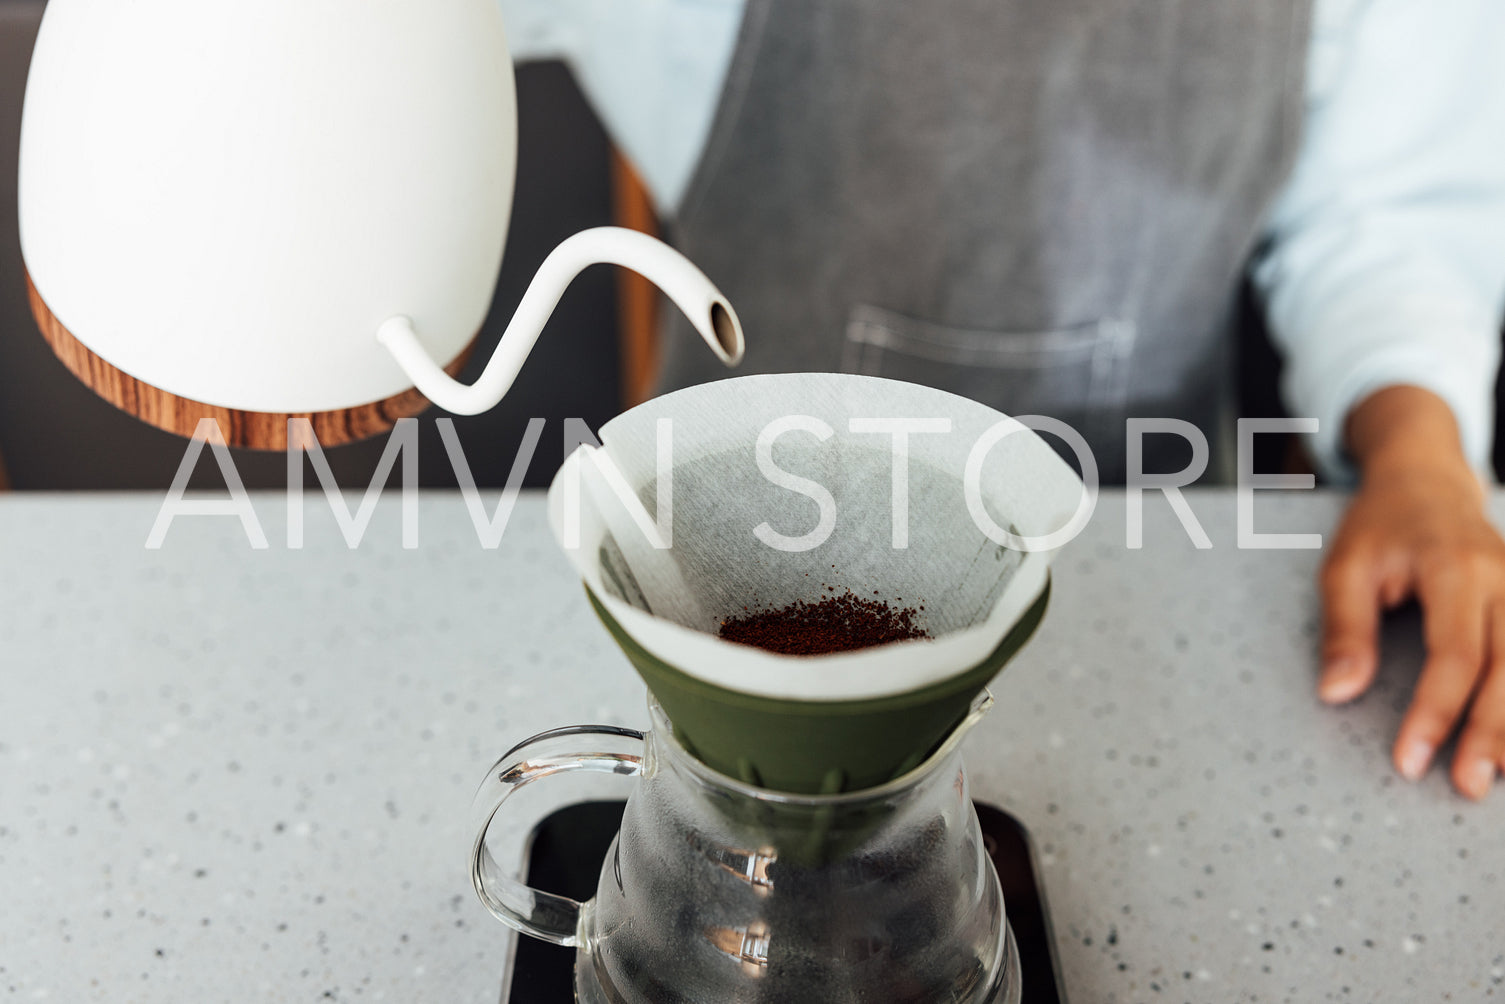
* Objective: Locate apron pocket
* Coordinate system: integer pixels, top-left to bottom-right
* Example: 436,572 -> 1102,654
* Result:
841,303 -> 1137,457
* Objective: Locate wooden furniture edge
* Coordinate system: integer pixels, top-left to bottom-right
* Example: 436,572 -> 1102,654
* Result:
610,149 -> 663,409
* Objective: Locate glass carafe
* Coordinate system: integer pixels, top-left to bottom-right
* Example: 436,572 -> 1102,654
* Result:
471,693 -> 1020,1003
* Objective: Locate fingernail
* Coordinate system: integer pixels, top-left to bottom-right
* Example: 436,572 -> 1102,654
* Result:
1398,741 -> 1433,781
1319,657 -> 1357,702
1461,759 -> 1496,800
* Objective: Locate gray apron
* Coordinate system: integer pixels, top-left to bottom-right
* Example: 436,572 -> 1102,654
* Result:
658,0 -> 1313,483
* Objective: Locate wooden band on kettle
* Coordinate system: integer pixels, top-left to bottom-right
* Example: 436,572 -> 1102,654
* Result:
25,271 -> 474,450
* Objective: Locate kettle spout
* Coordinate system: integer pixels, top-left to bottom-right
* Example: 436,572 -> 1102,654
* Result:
377,226 -> 744,416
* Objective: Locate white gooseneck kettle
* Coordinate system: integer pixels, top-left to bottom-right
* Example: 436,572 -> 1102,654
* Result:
16,0 -> 743,446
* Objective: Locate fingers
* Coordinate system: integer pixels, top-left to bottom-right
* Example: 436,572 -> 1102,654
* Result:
1450,605 -> 1505,800
1378,571 -> 1410,611
1318,547 -> 1385,704
1393,568 -> 1488,782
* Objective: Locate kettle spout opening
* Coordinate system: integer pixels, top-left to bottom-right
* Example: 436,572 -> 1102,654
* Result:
709,300 -> 744,365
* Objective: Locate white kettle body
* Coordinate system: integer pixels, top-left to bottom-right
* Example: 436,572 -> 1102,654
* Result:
18,0 -> 739,427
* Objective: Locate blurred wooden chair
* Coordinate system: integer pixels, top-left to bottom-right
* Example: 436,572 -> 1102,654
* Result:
611,149 -> 662,409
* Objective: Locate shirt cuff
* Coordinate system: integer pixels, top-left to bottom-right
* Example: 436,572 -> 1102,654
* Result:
1280,298 -> 1499,485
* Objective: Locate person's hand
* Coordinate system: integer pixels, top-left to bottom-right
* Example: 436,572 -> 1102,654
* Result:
1318,386 -> 1505,800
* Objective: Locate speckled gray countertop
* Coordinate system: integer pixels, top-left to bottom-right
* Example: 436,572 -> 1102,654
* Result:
2,491 -> 1502,1003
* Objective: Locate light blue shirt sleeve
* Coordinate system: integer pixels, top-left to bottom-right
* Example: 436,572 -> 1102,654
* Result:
1253,0 -> 1505,482
497,0 -> 745,215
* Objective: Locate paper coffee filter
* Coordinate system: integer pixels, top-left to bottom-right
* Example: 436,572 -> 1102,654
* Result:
547,373 -> 1083,703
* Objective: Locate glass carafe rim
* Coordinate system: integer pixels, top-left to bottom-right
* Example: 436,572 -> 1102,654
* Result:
649,688 -> 993,806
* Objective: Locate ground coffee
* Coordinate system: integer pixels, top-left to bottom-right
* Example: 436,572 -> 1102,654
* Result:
719,593 -> 929,655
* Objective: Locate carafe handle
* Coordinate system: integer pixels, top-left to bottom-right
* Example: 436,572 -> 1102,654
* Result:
470,724 -> 645,947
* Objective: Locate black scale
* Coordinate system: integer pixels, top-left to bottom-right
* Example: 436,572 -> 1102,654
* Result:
503,801 -> 1068,1003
